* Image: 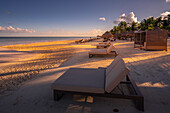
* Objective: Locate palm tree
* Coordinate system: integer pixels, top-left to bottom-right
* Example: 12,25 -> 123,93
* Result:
126,27 -> 131,32
110,26 -> 119,35
162,14 -> 170,31
110,14 -> 170,33
131,21 -> 137,31
118,21 -> 127,32
137,23 -> 141,30
140,19 -> 147,30
155,17 -> 162,28
147,17 -> 155,30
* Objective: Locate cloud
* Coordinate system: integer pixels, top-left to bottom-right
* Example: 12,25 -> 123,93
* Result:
38,29 -> 77,36
15,28 -> 104,36
99,17 -> 106,21
0,26 -> 35,33
43,29 -> 104,36
79,29 -> 104,36
113,20 -> 119,24
55,29 -> 65,32
166,0 -> 170,3
161,11 -> 170,17
114,12 -> 138,24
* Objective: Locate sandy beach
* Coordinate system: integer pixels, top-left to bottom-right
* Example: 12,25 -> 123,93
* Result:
0,39 -> 170,113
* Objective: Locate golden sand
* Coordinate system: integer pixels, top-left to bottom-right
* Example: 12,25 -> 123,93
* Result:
0,39 -> 170,113
0,40 -> 84,92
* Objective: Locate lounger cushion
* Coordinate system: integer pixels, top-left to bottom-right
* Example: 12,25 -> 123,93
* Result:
106,56 -> 122,76
89,49 -> 107,54
51,68 -> 105,93
89,43 -> 114,55
105,59 -> 130,93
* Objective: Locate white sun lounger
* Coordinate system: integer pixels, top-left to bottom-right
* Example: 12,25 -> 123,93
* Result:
89,43 -> 117,58
96,42 -> 111,48
51,56 -> 144,111
98,40 -> 111,44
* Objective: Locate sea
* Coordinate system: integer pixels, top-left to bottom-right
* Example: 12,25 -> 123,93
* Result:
0,37 -> 91,46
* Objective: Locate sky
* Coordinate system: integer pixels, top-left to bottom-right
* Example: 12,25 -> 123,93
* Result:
0,0 -> 170,37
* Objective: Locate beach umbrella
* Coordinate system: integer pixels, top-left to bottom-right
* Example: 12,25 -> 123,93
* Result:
114,33 -> 121,38
102,31 -> 113,39
121,32 -> 127,37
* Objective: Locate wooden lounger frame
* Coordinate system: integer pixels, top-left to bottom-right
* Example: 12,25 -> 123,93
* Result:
53,75 -> 144,111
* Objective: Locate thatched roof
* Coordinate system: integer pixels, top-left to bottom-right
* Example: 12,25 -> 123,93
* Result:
114,33 -> 121,38
127,31 -> 135,37
121,32 -> 128,37
102,31 -> 113,38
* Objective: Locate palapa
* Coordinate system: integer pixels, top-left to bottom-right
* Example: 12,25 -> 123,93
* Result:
102,31 -> 113,39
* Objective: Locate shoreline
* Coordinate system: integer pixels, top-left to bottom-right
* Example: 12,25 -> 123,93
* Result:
0,37 -> 93,47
